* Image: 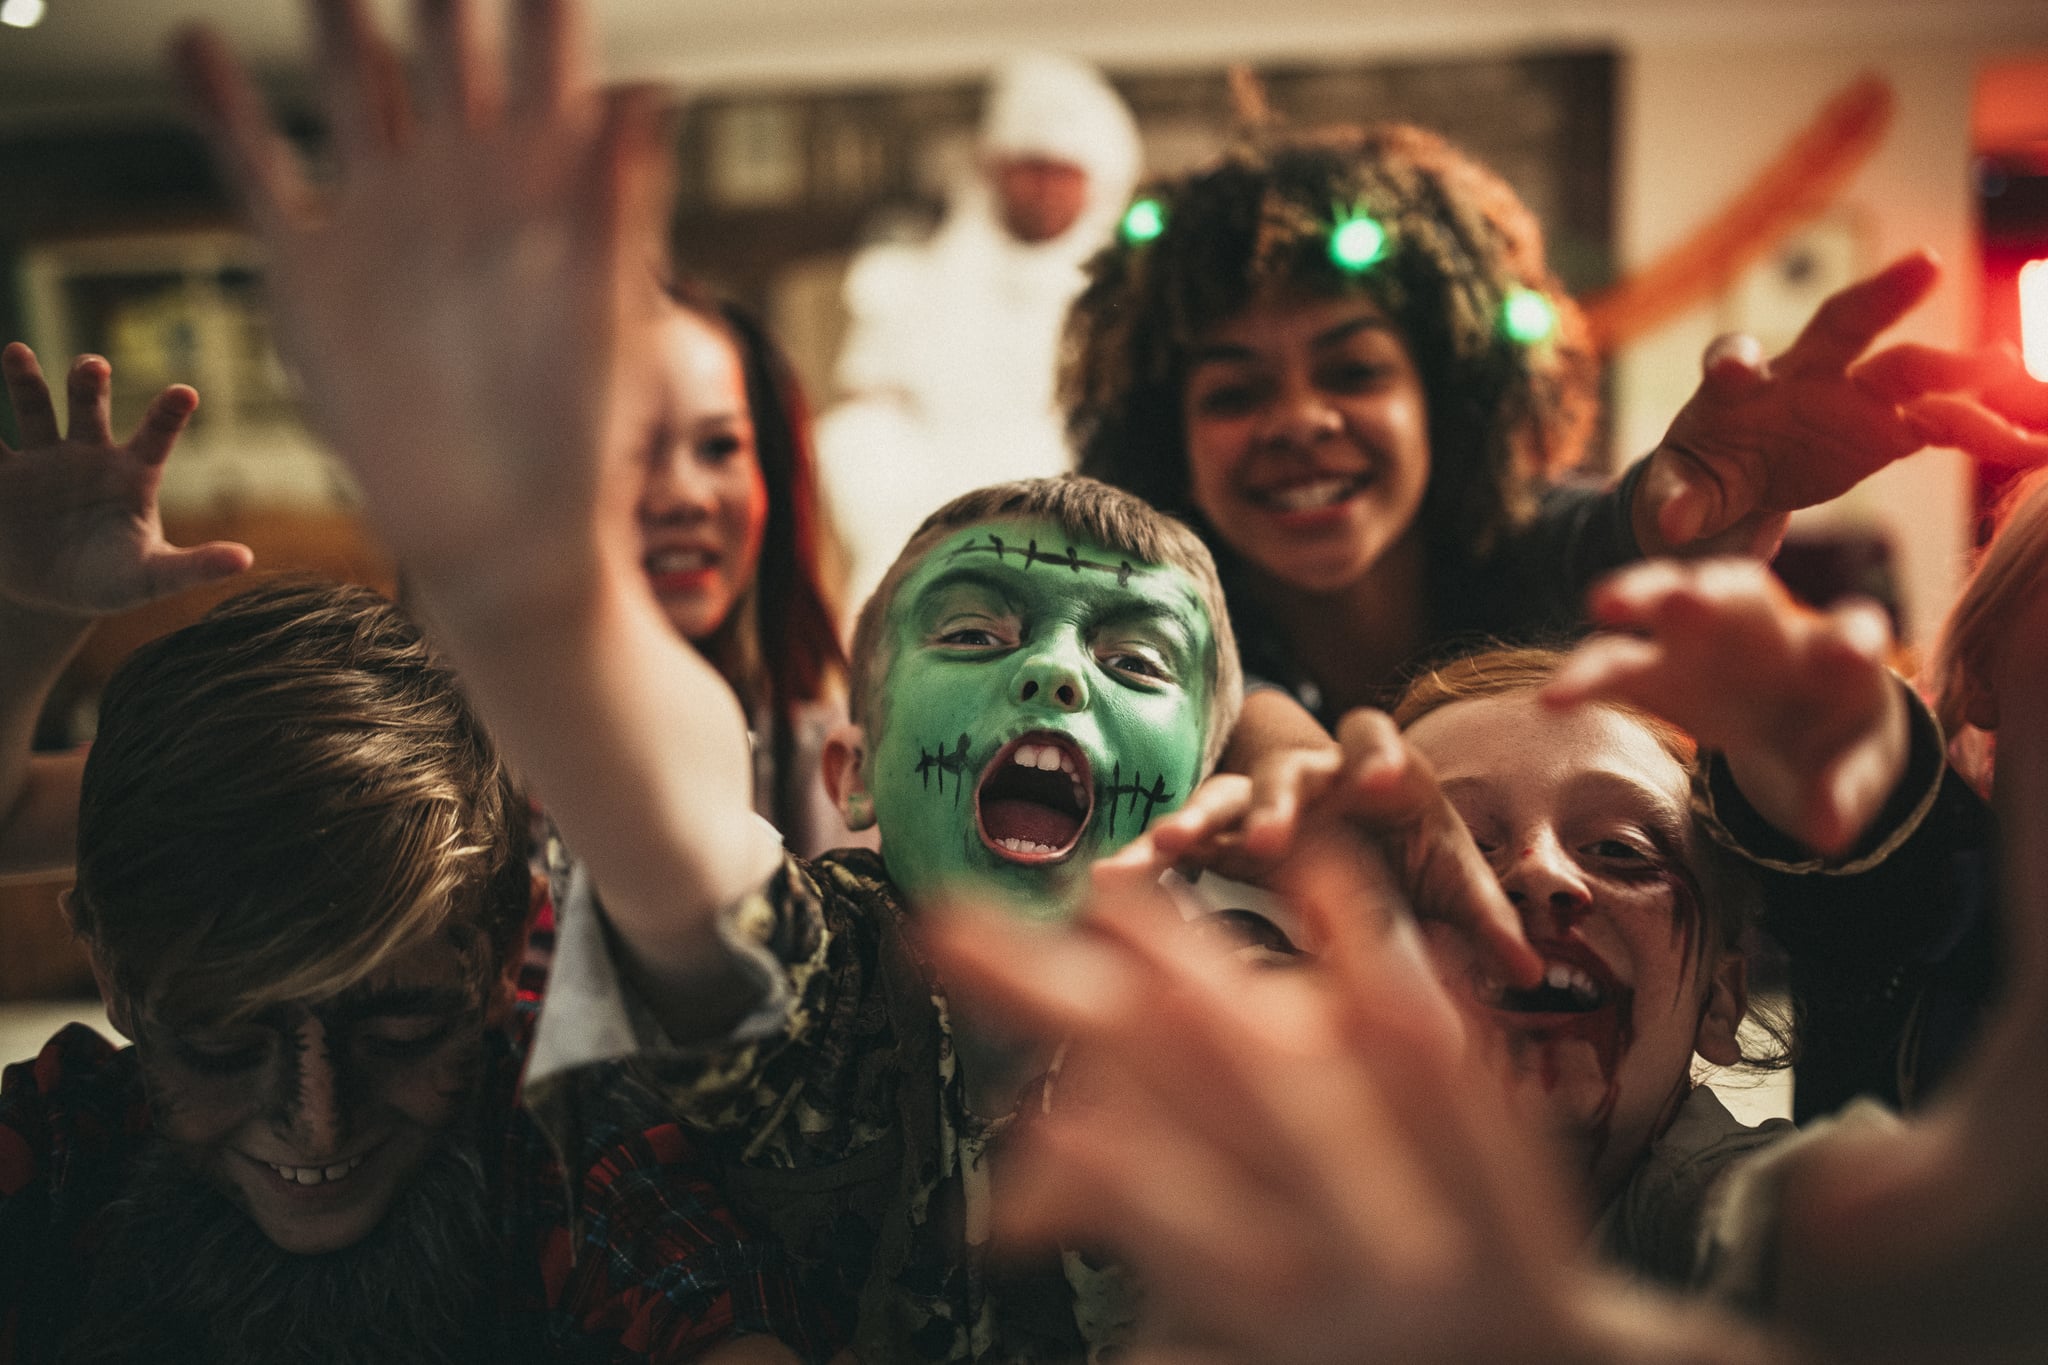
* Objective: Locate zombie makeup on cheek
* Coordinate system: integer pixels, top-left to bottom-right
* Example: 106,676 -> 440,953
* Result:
1100,761 -> 1176,836
866,519 -> 1215,915
913,734 -> 976,804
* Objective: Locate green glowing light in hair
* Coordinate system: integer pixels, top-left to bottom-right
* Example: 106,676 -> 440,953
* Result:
1121,197 -> 1167,245
1328,213 -> 1389,272
1501,287 -> 1559,345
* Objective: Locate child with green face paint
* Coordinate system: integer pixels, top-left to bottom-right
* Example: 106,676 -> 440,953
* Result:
833,484 -> 1240,923
516,477 -> 1245,1363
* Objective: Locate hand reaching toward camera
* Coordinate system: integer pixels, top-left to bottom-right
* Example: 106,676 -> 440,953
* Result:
0,342 -> 251,617
171,0 -> 671,610
1111,707 -> 1540,987
1635,251 -> 2048,559
1545,557 -> 1906,856
926,836 -> 1784,1365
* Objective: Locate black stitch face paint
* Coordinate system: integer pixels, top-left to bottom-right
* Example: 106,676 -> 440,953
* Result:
866,520 -> 1217,921
1101,761 -> 1176,836
913,733 -> 976,804
129,939 -> 496,1257
950,534 -> 1138,588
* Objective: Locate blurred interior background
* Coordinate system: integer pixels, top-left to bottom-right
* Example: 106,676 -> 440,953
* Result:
0,1 -> 2044,1119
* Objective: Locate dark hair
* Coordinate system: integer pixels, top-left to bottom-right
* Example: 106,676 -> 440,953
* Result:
72,579 -> 531,1024
1064,124 -> 1597,597
661,280 -> 849,836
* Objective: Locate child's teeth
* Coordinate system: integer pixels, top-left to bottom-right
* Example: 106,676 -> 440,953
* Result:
1014,745 -> 1040,769
270,1153 -> 366,1186
1268,478 -> 1350,512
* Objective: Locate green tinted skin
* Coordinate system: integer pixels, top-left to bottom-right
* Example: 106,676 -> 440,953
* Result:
867,519 -> 1215,921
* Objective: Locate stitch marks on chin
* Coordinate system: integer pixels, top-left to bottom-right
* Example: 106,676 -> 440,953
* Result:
948,535 -> 1137,587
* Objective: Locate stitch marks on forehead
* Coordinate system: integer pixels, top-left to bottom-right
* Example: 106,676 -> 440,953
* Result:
949,535 -> 1137,587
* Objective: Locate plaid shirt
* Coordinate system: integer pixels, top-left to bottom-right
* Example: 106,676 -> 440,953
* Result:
0,995 -> 835,1363
528,848 -> 1135,1365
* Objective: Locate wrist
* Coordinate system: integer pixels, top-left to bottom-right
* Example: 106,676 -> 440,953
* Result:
1629,448 -> 1676,556
1561,1275 -> 1799,1365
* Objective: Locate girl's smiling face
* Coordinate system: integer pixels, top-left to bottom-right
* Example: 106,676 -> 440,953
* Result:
638,307 -> 771,644
1180,292 -> 1432,595
1402,690 -> 1746,1203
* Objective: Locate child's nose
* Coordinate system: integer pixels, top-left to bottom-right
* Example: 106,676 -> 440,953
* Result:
1013,641 -> 1090,712
638,446 -> 715,524
277,1015 -> 348,1158
1500,834 -> 1594,934
1261,382 -> 1343,450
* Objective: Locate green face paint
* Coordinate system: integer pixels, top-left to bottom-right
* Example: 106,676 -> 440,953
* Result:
866,519 -> 1216,921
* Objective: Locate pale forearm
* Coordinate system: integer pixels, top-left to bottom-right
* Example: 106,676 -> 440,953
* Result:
1565,1281 -> 1805,1365
0,596 -> 93,876
411,552 -> 781,1036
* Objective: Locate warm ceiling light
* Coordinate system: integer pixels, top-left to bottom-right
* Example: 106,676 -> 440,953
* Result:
0,0 -> 46,28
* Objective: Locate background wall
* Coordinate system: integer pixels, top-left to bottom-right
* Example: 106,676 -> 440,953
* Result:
1,0 -> 2044,647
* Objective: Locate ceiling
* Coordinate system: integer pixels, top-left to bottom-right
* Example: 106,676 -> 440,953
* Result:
0,0 -> 2037,126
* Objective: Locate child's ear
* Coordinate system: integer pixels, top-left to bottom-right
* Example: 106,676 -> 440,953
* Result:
485,951 -> 522,1028
1693,950 -> 1748,1068
823,723 -> 876,831
87,954 -> 139,1041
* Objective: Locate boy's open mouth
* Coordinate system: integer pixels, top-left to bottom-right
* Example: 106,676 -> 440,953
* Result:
975,731 -> 1094,863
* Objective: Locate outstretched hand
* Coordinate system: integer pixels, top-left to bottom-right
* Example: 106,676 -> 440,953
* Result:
1636,251 -> 2048,558
0,343 -> 251,617
1111,709 -> 1541,989
1545,558 -> 1906,856
171,0 -> 672,606
924,837 -> 1770,1365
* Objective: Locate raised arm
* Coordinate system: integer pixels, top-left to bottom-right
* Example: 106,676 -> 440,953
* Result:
1631,251 -> 2048,560
172,0 -> 779,1037
0,344 -> 250,879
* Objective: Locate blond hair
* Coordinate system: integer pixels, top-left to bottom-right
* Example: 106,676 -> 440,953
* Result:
73,580 -> 530,1025
1931,467 -> 2048,746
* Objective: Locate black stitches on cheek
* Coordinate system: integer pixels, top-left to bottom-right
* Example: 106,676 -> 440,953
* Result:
914,733 -> 975,804
1101,762 -> 1175,836
949,535 -> 1138,587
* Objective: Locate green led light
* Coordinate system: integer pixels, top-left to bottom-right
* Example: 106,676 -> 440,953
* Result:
1328,214 -> 1388,272
1501,287 -> 1558,345
1121,197 -> 1167,245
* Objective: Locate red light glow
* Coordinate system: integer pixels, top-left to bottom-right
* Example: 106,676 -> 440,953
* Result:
2024,259 -> 2048,382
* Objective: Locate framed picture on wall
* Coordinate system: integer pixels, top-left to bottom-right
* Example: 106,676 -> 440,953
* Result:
17,228 -> 353,512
